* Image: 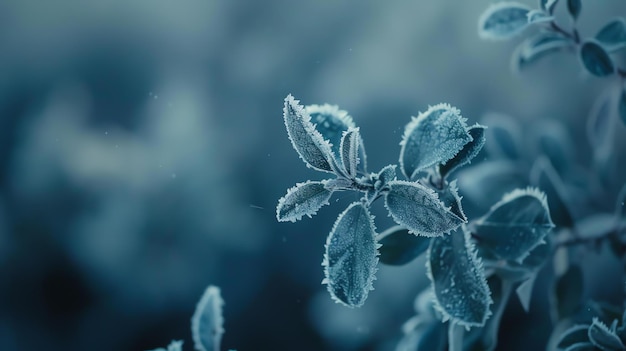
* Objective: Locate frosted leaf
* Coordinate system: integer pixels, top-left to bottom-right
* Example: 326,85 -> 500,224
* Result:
530,157 -> 574,228
557,325 -> 592,349
191,285 -> 224,351
512,32 -> 572,72
283,95 -> 336,173
580,40 -> 615,77
566,0 -> 582,21
323,202 -> 379,308
147,340 -> 184,351
339,127 -> 361,178
399,103 -> 471,179
434,181 -> 467,223
306,103 -> 367,173
527,10 -> 554,24
427,227 -> 492,328
478,2 -> 532,41
596,18 -> 626,50
589,318 -> 625,350
276,181 -> 333,222
472,188 -> 554,263
440,124 -> 486,178
378,225 -> 431,265
385,181 -> 466,237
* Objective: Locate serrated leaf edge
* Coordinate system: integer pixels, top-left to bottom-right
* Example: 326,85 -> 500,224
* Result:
276,180 -> 333,222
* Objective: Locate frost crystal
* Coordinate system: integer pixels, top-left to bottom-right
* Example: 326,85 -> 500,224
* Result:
323,202 -> 379,308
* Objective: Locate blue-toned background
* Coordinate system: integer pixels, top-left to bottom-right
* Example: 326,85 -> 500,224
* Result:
1,1 -> 625,350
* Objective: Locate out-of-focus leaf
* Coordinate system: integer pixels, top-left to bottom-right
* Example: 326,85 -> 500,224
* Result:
530,157 -> 575,228
527,9 -> 554,24
580,41 -> 615,77
619,88 -> 626,127
147,340 -> 184,351
516,273 -> 537,312
396,318 -> 446,351
385,181 -> 466,237
596,18 -> 626,50
283,95 -> 336,173
427,228 -> 492,328
481,113 -> 522,160
191,285 -> 224,351
472,188 -> 554,263
478,2 -> 532,40
378,226 -> 430,265
339,127 -> 361,178
553,264 -> 584,320
531,119 -> 576,174
399,103 -> 471,179
457,160 -> 527,211
512,32 -> 572,72
440,124 -> 486,178
276,181 -> 333,222
566,0 -> 582,20
588,318 -> 625,350
323,202 -> 378,308
587,90 -> 616,160
539,0 -> 559,13
616,183 -> 626,218
558,325 -> 592,349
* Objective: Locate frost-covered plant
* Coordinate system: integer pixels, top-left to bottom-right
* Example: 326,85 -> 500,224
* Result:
276,95 -> 556,348
148,285 -> 236,351
478,0 -> 626,125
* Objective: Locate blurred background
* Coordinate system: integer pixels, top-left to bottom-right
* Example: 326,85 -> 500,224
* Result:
0,0 -> 625,350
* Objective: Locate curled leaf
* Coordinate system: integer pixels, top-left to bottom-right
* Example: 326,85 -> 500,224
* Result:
323,202 -> 379,308
385,180 -> 466,237
472,188 -> 554,263
276,181 -> 333,222
440,124 -> 487,178
427,227 -> 492,328
306,103 -> 367,173
478,2 -> 532,40
588,317 -> 625,350
378,226 -> 431,265
191,285 -> 224,351
283,95 -> 336,173
580,40 -> 615,77
339,127 -> 361,178
399,103 -> 471,179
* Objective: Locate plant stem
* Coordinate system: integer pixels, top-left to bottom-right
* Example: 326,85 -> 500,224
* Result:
448,323 -> 464,351
550,21 -> 579,43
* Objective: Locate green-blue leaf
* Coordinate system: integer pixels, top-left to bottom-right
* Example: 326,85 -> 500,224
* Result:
339,127 -> 361,178
472,188 -> 554,263
191,285 -> 224,351
596,18 -> 626,50
276,181 -> 333,222
512,32 -> 572,72
323,202 -> 379,308
306,103 -> 368,173
378,226 -> 430,265
147,340 -> 184,351
481,113 -> 522,160
580,41 -> 615,77
440,124 -> 487,179
539,0 -> 559,14
566,0 -> 582,20
558,325 -> 592,349
588,317 -> 625,350
530,157 -> 575,228
283,95 -> 336,173
527,9 -> 554,24
619,89 -> 626,127
479,2 -> 532,40
399,103 -> 471,179
427,227 -> 492,328
385,180 -> 466,237
553,264 -> 584,319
